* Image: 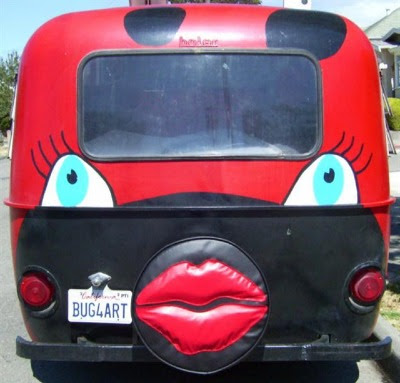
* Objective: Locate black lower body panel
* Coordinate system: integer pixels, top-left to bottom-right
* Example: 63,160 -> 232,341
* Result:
14,204 -> 387,370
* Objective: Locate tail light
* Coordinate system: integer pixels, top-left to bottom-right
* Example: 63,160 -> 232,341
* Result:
19,272 -> 55,309
349,268 -> 385,305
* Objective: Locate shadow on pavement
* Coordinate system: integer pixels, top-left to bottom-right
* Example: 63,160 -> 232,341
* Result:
31,360 -> 360,383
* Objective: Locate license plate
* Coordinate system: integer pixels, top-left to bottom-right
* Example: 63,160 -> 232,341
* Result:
68,286 -> 132,324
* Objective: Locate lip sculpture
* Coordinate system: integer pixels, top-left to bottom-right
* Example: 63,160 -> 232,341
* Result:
135,259 -> 268,355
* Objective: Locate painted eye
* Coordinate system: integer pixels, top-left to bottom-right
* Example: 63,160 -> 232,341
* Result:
284,154 -> 358,206
41,155 -> 114,207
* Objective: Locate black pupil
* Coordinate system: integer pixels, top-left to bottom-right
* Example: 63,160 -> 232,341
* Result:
324,168 -> 335,183
67,169 -> 78,184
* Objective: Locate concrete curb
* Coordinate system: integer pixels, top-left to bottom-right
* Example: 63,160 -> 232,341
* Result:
374,315 -> 400,381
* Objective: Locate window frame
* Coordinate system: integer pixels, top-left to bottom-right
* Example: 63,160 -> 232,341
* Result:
78,49 -> 323,162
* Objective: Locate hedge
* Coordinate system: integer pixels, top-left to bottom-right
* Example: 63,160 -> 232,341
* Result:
388,97 -> 400,131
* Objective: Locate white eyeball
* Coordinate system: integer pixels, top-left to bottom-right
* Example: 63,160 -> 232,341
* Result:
41,154 -> 114,207
284,154 -> 358,206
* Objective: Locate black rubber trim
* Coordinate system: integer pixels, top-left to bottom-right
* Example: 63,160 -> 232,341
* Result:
16,336 -> 392,364
35,201 -> 370,213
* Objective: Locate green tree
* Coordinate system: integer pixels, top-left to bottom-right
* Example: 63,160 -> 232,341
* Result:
0,51 -> 20,136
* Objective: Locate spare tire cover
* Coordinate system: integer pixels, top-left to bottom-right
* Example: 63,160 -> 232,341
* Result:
133,238 -> 269,374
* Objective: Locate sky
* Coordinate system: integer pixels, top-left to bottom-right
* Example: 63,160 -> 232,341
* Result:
0,0 -> 399,57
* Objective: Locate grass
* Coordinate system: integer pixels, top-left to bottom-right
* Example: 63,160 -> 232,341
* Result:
380,282 -> 400,330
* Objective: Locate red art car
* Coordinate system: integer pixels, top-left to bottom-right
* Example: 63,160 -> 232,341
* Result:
6,4 -> 393,374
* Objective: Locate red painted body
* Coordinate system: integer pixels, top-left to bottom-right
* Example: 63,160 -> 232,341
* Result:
8,6 -> 390,208
7,5 -> 392,249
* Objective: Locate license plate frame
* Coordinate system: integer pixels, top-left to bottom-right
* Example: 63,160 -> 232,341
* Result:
68,286 -> 132,324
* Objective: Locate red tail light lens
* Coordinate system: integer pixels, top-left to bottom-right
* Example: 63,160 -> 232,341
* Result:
19,272 -> 55,308
350,268 -> 385,304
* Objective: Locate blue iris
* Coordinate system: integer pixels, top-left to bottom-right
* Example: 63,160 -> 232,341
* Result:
56,155 -> 89,206
313,154 -> 344,205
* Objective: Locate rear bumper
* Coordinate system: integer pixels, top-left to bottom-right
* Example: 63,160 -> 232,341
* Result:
16,335 -> 392,363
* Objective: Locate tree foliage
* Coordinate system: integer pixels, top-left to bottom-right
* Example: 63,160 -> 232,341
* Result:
0,51 -> 19,135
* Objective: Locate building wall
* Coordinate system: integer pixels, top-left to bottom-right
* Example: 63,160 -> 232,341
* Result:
394,52 -> 400,98
380,50 -> 395,97
283,0 -> 312,9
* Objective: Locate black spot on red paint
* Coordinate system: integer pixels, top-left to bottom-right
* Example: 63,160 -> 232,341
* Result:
266,10 -> 346,60
124,8 -> 186,46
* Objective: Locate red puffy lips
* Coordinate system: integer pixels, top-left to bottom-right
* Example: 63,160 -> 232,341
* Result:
135,259 -> 268,355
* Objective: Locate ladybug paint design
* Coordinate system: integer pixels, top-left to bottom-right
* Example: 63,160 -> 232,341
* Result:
6,4 -> 392,375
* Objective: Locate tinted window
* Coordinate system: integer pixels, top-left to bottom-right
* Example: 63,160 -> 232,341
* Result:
80,53 -> 320,159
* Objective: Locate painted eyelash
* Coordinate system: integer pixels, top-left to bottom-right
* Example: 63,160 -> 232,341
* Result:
31,149 -> 46,179
31,132 -> 73,179
32,131 -> 372,179
327,132 -> 372,175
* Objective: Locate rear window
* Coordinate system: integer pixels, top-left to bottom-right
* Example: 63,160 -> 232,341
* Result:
80,52 -> 321,159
